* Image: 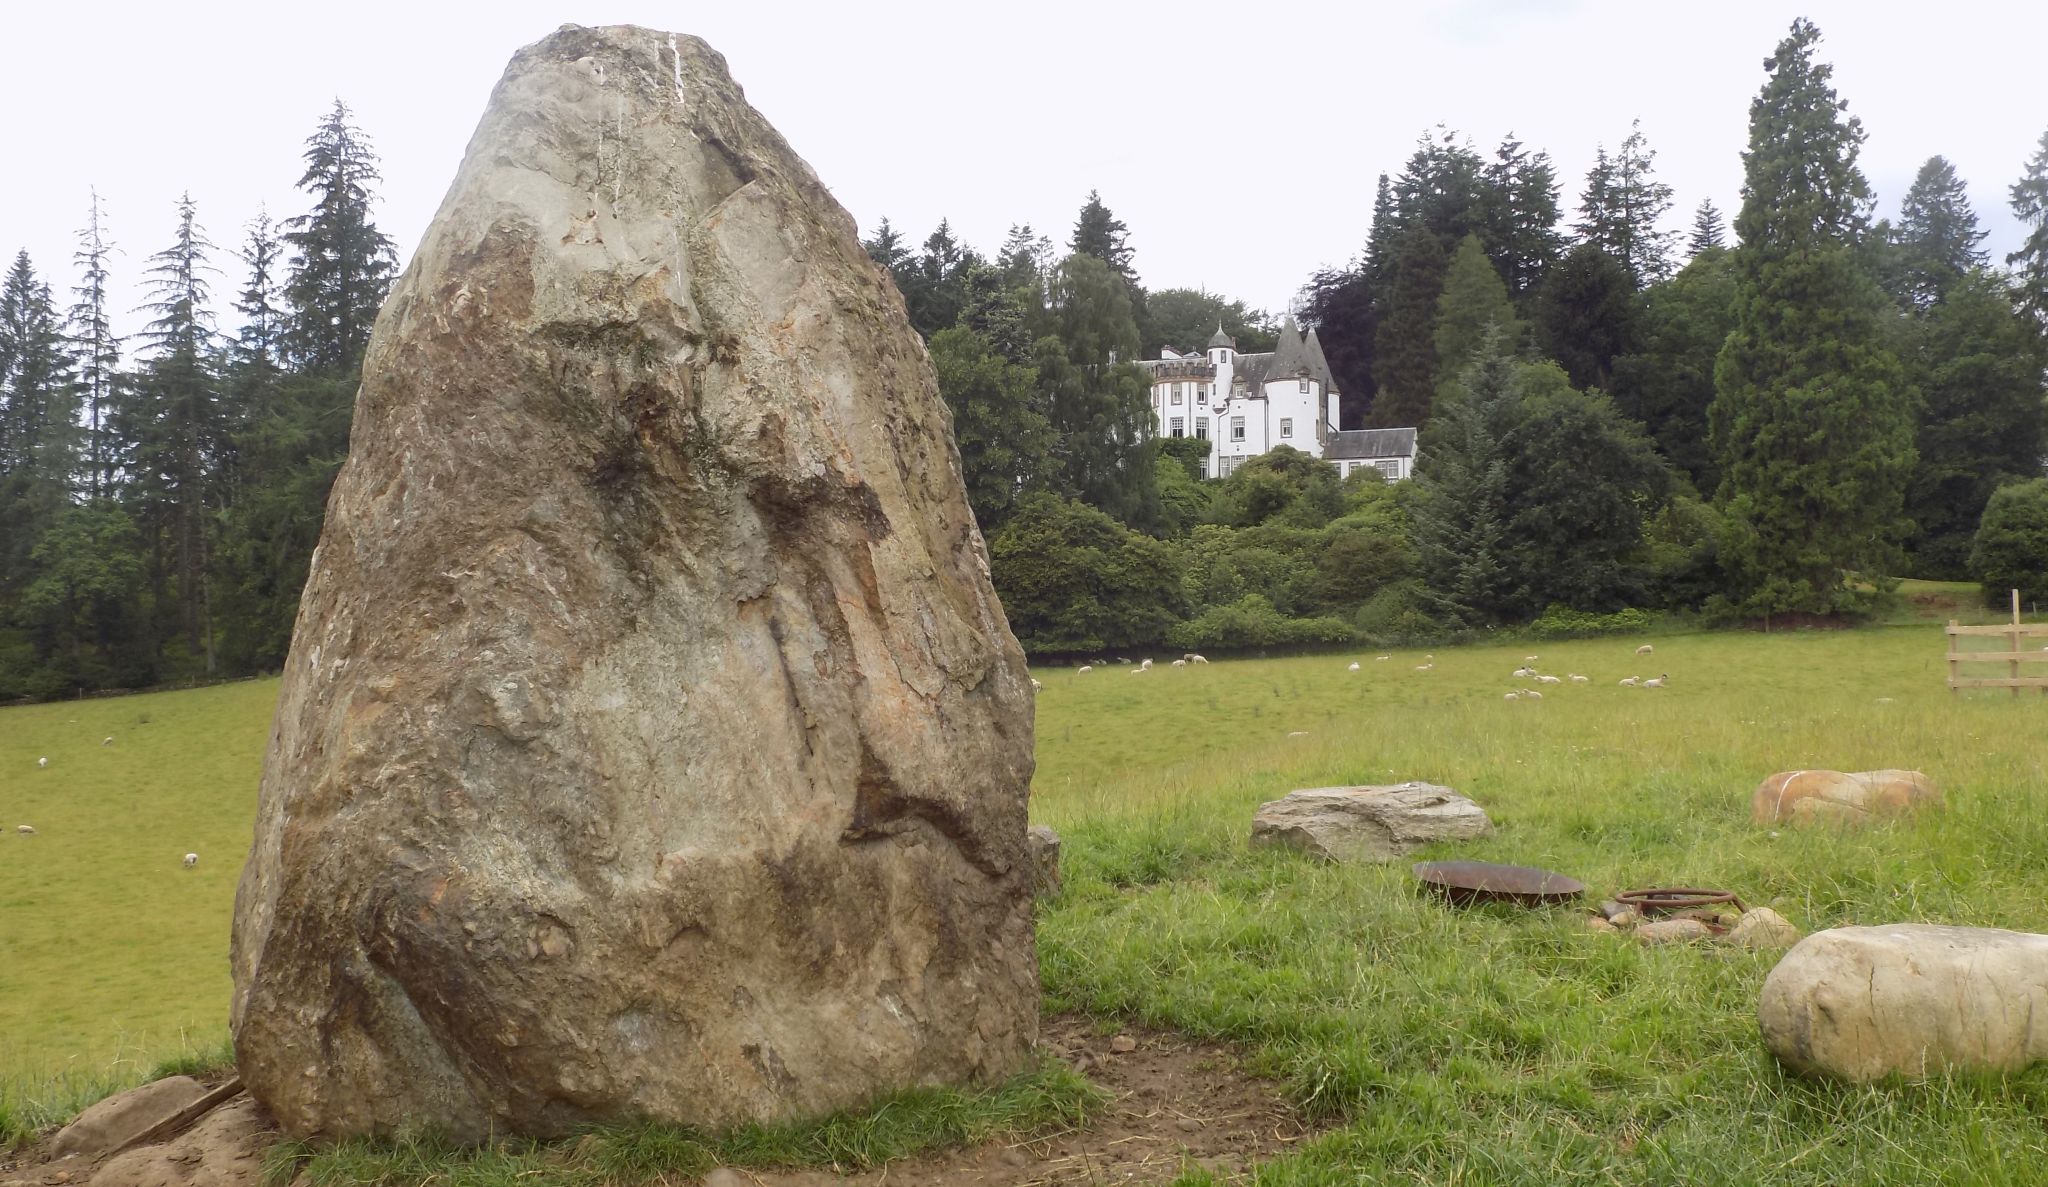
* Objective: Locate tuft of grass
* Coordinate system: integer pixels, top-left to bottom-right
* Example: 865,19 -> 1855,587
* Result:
271,1057 -> 1101,1186
0,1036 -> 235,1150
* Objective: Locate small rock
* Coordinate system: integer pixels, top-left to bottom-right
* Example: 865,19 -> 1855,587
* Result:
1635,918 -> 1712,944
1610,908 -> 1642,929
1597,900 -> 1629,921
51,1076 -> 208,1159
1026,825 -> 1062,898
1175,1117 -> 1203,1132
1249,783 -> 1492,862
1728,908 -> 1803,950
1108,1034 -> 1138,1054
1586,915 -> 1617,933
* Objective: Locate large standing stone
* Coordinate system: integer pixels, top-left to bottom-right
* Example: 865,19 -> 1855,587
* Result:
229,25 -> 1036,1141
1249,783 -> 1491,862
1750,769 -> 1940,826
1758,925 -> 2048,1081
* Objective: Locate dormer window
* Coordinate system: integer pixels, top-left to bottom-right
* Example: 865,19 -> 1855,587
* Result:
1298,377 -> 1310,393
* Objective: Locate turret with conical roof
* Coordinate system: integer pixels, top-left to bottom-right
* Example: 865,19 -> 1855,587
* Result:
1207,322 -> 1234,349
1267,315 -> 1309,382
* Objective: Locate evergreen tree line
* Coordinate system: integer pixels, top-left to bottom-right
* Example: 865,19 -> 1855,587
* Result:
874,18 -> 2048,653
0,101 -> 396,698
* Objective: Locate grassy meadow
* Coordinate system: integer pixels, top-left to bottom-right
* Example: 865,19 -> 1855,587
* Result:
6,606 -> 2048,1182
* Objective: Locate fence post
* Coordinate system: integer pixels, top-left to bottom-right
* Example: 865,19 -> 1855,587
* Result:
1949,619 -> 1960,696
2012,589 -> 2023,701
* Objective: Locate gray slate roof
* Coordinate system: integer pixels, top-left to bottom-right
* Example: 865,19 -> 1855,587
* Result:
1324,427 -> 1418,460
1207,325 -> 1234,348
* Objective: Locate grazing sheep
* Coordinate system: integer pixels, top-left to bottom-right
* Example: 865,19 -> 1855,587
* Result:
1375,655 -> 1391,661
1031,678 -> 1043,691
1287,730 -> 1310,737
1077,665 -> 1093,674
1643,674 -> 1668,688
1140,658 -> 1154,671
38,756 -> 48,768
1636,644 -> 1655,655
1875,696 -> 1894,704
1520,688 -> 1543,700
1117,657 -> 1131,665
1414,663 -> 1435,672
1171,659 -> 1186,668
1191,655 -> 1209,664
1348,662 -> 1361,671
15,825 -> 33,835
1504,691 -> 1520,701
1513,666 -> 1536,678
1568,673 -> 1589,683
183,853 -> 198,868
1535,674 -> 1562,684
1131,665 -> 1148,674
101,736 -> 114,746
1618,676 -> 1640,687
1525,655 -> 1540,663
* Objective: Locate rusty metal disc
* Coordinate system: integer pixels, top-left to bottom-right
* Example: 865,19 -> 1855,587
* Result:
1412,861 -> 1585,907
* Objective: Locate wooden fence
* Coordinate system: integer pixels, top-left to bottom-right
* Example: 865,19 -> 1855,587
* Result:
1948,590 -> 2048,696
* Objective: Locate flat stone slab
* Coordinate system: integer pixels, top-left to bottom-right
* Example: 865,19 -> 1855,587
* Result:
1758,924 -> 2048,1081
52,1076 -> 209,1159
1250,783 -> 1491,862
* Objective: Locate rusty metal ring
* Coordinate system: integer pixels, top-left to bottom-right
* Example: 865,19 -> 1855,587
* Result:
1614,887 -> 1747,916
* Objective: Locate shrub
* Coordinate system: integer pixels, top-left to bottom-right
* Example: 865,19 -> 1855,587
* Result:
1524,604 -> 1658,640
1970,478 -> 2048,608
1165,595 -> 1354,651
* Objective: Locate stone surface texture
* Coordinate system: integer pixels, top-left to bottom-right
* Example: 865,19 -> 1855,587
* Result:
87,1099 -> 273,1187
1633,918 -> 1713,945
229,24 -> 1036,1141
1750,769 -> 1941,826
52,1078 -> 208,1159
1249,783 -> 1492,862
1758,924 -> 2048,1081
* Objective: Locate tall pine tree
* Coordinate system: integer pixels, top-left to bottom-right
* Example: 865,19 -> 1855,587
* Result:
0,252 -> 82,607
1434,234 -> 1522,375
1891,155 -> 1987,310
1034,253 -> 1156,525
2005,129 -> 2048,324
284,99 -> 398,374
1481,134 -> 1564,298
68,191 -> 122,499
1575,121 -> 1677,286
1687,199 -> 1727,256
1371,225 -> 1447,427
1709,18 -> 1914,616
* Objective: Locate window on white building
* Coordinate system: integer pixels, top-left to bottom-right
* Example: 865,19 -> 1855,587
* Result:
1280,418 -> 1293,438
1198,385 -> 1208,405
1298,377 -> 1310,393
1195,417 -> 1209,440
1172,387 -> 1183,405
1170,417 -> 1184,437
1230,416 -> 1245,442
1376,460 -> 1401,479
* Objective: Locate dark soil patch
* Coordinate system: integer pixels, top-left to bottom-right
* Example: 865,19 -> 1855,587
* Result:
737,1014 -> 1311,1185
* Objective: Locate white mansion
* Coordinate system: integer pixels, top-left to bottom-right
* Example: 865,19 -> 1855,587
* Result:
1140,317 -> 1417,482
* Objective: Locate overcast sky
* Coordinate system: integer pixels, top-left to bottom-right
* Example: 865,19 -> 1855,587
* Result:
4,0 -> 2044,343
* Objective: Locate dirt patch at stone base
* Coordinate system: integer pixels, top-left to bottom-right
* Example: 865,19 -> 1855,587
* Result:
736,1014 -> 1312,1186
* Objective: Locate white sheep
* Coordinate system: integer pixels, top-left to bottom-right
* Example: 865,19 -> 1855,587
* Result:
1513,666 -> 1536,678
1618,676 -> 1639,687
1190,655 -> 1209,664
15,825 -> 34,835
1636,644 -> 1655,656
1375,655 -> 1391,661
1171,659 -> 1186,668
1525,655 -> 1540,663
1117,657 -> 1131,665
1414,662 -> 1434,672
183,853 -> 198,868
101,736 -> 114,746
1031,678 -> 1043,691
1643,674 -> 1668,688
1520,688 -> 1543,700
1568,673 -> 1589,683
1140,658 -> 1153,671
1131,665 -> 1148,674
1349,661 -> 1361,671
1287,730 -> 1310,737
1077,665 -> 1093,674
37,756 -> 48,768
1504,691 -> 1520,701
1535,674 -> 1562,685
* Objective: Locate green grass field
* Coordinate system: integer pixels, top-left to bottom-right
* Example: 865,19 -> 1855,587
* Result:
6,605 -> 2048,1182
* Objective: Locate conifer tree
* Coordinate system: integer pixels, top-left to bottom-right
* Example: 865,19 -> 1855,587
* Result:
1576,121 -> 1676,286
1481,135 -> 1564,297
1610,248 -> 1738,493
1069,190 -> 1137,284
865,218 -> 910,271
1409,335 -> 1517,625
1434,234 -> 1522,374
1892,156 -> 1987,310
1370,225 -> 1446,427
68,191 -> 122,499
2005,129 -> 2048,323
1687,199 -> 1727,256
929,326 -> 1050,531
1034,253 -> 1156,525
123,194 -> 226,668
0,251 -> 82,602
283,99 -> 398,374
1362,173 -> 1398,288
1391,128 -> 1488,257
1710,18 -> 1914,616
1298,264 -> 1376,424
